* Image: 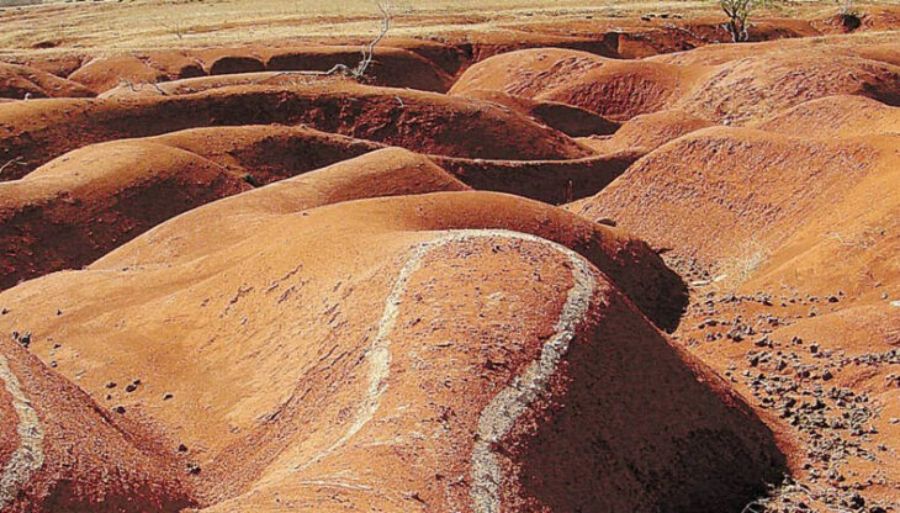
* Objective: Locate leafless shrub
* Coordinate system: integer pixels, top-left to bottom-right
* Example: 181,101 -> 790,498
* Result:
257,2 -> 392,84
719,0 -> 767,42
158,17 -> 188,41
834,0 -> 861,30
351,2 -> 392,78
718,238 -> 769,285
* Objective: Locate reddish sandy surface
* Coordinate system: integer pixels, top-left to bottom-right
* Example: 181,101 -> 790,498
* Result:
0,2 -> 898,512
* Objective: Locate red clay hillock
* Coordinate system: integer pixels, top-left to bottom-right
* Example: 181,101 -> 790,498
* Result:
750,94 -> 900,137
460,89 -> 620,137
98,147 -> 470,267
568,112 -> 898,297
0,62 -> 93,99
450,47 -> 712,121
451,40 -> 898,124
0,338 -> 193,513
0,82 -> 593,180
675,50 -> 899,125
0,125 -> 384,289
578,109 -> 714,154
56,45 -> 452,95
67,53 -> 205,94
1,190 -> 781,512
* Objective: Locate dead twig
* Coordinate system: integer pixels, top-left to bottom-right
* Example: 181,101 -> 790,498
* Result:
0,157 -> 24,176
119,78 -> 169,96
158,18 -> 187,40
254,2 -> 391,85
353,2 -> 392,78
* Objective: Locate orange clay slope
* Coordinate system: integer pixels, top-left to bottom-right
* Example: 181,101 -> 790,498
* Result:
0,14 -> 829,96
0,188 -> 784,513
98,78 -> 621,140
413,88 -> 620,138
576,108 -> 714,154
567,97 -> 899,299
448,47 -> 714,121
0,62 -> 93,99
0,82 -> 593,180
566,95 -> 900,509
6,45 -> 452,98
450,33 -> 899,124
71,146 -> 470,271
0,125 -> 390,290
751,93 -> 900,137
107,148 -> 470,269
0,337 -> 194,513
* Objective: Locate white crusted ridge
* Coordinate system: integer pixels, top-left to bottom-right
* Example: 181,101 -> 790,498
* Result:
468,233 -> 596,513
294,228 -> 597,513
0,353 -> 45,509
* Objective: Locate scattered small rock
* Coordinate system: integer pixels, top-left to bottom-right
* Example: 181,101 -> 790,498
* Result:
12,331 -> 31,349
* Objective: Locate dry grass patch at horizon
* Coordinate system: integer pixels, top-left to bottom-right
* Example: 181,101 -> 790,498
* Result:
0,0 -> 873,53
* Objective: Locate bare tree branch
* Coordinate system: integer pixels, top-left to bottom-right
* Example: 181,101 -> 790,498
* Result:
353,2 -> 392,78
254,2 -> 392,85
719,0 -> 763,42
0,157 -> 24,177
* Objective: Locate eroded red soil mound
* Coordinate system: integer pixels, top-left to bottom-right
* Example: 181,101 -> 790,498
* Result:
567,92 -> 900,510
0,339 -> 193,512
568,124 -> 898,297
460,89 -> 619,137
450,48 -> 713,120
67,53 -> 205,94
534,60 -> 709,121
99,147 -> 470,267
1,9 -> 897,512
0,125 -> 387,289
450,47 -> 608,99
751,94 -> 900,137
675,50 -> 899,125
0,82 -> 592,179
45,45 -> 452,95
577,109 -> 714,154
453,37 -> 899,124
0,62 -> 93,99
1,191 -> 782,513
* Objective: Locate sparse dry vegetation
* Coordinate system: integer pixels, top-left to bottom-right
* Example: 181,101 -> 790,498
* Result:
263,2 -> 393,82
719,0 -> 765,42
0,0 -> 782,51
